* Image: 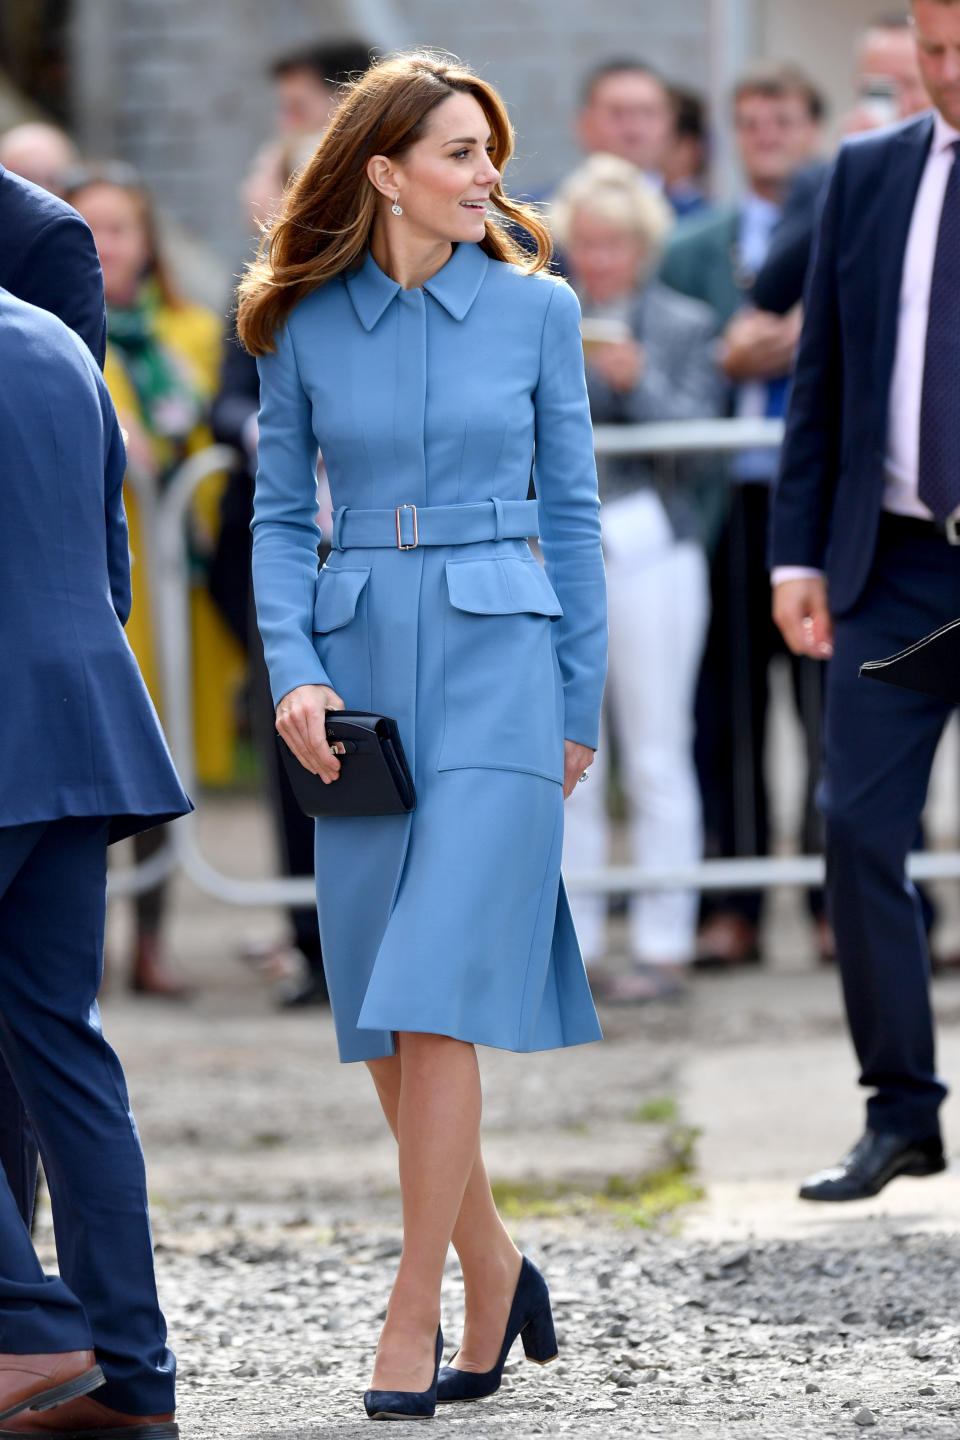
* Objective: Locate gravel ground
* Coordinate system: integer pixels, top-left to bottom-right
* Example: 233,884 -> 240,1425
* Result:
55,796 -> 960,1439
70,1215 -> 960,1439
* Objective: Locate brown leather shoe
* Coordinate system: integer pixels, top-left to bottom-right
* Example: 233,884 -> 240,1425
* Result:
693,913 -> 760,968
931,947 -> 960,974
0,1395 -> 177,1438
129,935 -> 190,999
814,914 -> 836,966
0,1354 -> 104,1426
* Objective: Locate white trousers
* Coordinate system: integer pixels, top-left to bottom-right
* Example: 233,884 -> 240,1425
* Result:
562,491 -> 710,965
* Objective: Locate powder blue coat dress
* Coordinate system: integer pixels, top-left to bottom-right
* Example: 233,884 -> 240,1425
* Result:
253,240 -> 607,1062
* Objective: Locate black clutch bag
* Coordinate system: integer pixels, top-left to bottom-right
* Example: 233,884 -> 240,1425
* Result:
860,617 -> 960,705
278,711 -> 416,819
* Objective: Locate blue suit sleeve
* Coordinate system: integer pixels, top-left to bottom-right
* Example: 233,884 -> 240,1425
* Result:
19,214 -> 107,369
770,153 -> 845,570
532,281 -> 608,750
252,321 -> 329,706
101,385 -> 132,625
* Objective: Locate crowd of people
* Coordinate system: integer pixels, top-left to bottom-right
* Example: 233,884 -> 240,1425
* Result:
0,17 -> 937,1004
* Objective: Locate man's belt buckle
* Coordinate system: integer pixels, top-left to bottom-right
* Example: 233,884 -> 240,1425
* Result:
946,516 -> 960,547
396,504 -> 419,550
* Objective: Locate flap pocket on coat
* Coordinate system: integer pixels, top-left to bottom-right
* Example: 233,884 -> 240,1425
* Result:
313,566 -> 371,632
444,556 -> 563,618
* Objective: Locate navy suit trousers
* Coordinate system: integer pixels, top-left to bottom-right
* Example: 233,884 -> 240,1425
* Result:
0,1059 -> 37,1222
0,818 -> 175,1415
821,516 -> 960,1136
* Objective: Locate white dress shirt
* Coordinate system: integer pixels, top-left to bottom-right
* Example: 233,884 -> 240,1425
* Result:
773,109 -> 960,587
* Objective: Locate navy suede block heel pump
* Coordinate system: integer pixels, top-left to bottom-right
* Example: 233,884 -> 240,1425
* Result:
364,1327 -> 443,1421
437,1256 -> 558,1404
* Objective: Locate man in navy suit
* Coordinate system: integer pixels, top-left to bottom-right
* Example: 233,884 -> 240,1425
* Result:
0,288 -> 189,1436
771,0 -> 960,1201
755,16 -> 932,317
0,161 -> 107,1234
0,161 -> 105,363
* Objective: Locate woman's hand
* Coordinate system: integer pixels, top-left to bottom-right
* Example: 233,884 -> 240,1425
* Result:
588,339 -> 645,393
275,683 -> 346,783
563,740 -> 595,800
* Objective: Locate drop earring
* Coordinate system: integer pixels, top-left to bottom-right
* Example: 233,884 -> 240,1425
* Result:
391,194 -> 403,216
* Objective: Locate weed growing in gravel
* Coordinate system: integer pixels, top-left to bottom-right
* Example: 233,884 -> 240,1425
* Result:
630,1097 -> 679,1125
490,1126 -> 703,1229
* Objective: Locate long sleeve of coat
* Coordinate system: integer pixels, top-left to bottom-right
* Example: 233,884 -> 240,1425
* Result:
532,282 -> 607,750
252,323 -> 327,706
770,154 -> 844,571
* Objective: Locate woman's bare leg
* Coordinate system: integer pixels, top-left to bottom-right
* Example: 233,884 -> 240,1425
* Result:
367,1032 -> 482,1391
366,1047 -> 522,1376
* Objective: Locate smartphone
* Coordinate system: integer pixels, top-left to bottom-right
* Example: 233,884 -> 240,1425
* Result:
580,316 -> 632,361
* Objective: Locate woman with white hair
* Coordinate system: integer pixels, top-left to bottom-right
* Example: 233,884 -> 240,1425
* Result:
556,153 -> 724,1002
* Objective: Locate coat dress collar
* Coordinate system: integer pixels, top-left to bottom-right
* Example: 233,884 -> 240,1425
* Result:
345,240 -> 489,331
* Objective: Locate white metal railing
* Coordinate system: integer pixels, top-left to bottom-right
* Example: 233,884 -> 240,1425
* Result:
592,416 -> 784,457
110,420 -> 960,906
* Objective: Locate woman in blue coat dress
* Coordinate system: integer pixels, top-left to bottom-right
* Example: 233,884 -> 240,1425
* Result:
238,51 -> 607,1420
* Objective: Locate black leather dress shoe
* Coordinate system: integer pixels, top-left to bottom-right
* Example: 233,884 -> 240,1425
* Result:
799,1128 -> 946,1202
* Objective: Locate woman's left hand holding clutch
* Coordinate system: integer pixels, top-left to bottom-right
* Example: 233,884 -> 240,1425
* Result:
563,740 -> 595,800
275,683 -> 346,784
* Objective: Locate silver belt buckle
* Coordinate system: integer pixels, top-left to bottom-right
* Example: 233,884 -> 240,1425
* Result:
395,504 -> 419,550
946,516 -> 960,547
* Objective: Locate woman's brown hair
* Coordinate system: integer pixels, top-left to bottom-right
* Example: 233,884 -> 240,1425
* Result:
237,49 -> 552,355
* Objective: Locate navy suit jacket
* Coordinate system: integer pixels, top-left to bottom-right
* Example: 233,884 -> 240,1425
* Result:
753,161 -> 830,316
771,113 -> 936,616
0,289 -> 191,840
0,162 -> 106,366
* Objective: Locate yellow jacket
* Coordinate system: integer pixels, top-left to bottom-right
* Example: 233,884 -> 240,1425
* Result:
105,298 -> 246,786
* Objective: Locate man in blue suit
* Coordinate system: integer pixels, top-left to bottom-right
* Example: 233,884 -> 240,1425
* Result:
0,161 -> 105,363
0,159 -> 108,1233
0,287 -> 189,1436
771,0 -> 960,1201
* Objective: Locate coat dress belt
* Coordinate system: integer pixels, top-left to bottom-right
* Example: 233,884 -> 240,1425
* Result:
330,498 -> 540,551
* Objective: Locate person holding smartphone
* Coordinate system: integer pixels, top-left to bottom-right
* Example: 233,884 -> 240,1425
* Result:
556,154 -> 724,1000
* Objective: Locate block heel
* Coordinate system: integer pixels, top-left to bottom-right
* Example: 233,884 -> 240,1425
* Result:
521,1305 -> 558,1365
437,1256 -> 557,1404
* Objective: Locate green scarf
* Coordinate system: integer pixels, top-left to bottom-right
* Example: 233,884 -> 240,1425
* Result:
107,279 -> 204,483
